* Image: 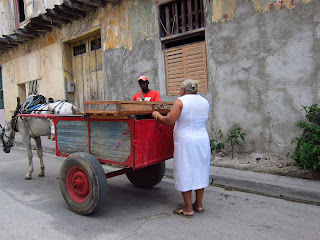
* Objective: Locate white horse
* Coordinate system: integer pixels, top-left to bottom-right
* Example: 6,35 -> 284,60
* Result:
0,98 -> 77,180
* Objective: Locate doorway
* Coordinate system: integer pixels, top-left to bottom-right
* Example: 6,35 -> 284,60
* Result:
70,34 -> 104,112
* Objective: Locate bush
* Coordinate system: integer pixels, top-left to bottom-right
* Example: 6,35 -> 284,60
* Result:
288,104 -> 320,171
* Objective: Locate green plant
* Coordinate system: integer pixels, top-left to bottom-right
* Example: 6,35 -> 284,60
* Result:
210,128 -> 246,158
226,127 -> 247,159
210,129 -> 225,153
288,104 -> 320,171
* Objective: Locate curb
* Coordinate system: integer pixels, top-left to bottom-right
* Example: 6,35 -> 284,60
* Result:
14,139 -> 320,206
211,167 -> 320,205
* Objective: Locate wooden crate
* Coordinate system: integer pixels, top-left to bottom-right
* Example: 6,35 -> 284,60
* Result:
83,101 -> 173,118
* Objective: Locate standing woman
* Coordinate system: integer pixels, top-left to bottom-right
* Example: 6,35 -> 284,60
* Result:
152,79 -> 210,218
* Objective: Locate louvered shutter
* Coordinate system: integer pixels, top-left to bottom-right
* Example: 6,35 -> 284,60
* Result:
165,42 -> 208,96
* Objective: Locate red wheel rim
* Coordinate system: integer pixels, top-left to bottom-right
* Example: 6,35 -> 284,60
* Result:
66,166 -> 90,203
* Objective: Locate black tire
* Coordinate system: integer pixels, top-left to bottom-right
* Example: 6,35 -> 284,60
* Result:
59,152 -> 107,215
126,162 -> 165,188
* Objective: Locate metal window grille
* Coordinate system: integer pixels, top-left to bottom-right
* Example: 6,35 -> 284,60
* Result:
28,80 -> 38,96
73,43 -> 86,56
159,0 -> 205,38
91,38 -> 101,51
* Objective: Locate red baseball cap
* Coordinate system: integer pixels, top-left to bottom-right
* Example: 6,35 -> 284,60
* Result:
138,75 -> 149,82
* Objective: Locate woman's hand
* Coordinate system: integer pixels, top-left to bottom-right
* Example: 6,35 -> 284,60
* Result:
151,99 -> 183,126
152,111 -> 161,119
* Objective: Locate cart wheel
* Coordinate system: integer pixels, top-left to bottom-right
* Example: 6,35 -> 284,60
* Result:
59,152 -> 107,215
126,162 -> 165,188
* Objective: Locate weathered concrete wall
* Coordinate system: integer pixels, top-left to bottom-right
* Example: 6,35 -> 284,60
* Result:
206,0 -> 319,154
1,29 -> 66,120
101,0 -> 171,102
0,0 -> 15,35
0,0 -> 318,157
0,0 -> 61,36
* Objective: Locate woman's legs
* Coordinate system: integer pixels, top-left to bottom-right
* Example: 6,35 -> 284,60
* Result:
174,190 -> 194,215
194,188 -> 204,212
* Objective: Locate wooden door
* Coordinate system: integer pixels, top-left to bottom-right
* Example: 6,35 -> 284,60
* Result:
71,35 -> 103,112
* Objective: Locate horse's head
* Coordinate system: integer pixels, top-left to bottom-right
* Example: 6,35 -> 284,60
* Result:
0,122 -> 14,153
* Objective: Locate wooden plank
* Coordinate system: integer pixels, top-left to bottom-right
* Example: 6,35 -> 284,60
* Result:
194,0 -> 199,28
56,120 -> 89,154
84,100 -> 173,105
90,121 -> 131,162
83,101 -> 173,116
199,0 -> 204,27
166,61 -> 184,68
75,44 -> 85,112
167,72 -> 184,79
89,36 -> 98,105
85,110 -> 118,114
165,5 -> 171,35
166,48 -> 183,56
173,2 -> 179,34
89,115 -> 128,119
185,65 -> 205,73
95,36 -> 104,104
181,1 -> 186,32
187,0 -> 193,31
83,39 -> 90,110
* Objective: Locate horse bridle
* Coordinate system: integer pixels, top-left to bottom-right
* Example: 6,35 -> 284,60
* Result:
1,101 -> 21,150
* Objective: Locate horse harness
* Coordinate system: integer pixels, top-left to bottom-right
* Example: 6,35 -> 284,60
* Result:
20,101 -> 67,137
51,100 -> 67,114
1,100 -> 21,149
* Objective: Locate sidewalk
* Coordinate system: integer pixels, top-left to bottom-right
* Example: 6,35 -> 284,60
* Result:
14,133 -> 320,206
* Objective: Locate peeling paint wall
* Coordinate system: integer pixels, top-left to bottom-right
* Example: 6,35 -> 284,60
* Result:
1,29 -> 66,120
208,0 -> 313,22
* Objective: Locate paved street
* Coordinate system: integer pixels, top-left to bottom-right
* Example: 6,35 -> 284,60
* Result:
0,145 -> 320,240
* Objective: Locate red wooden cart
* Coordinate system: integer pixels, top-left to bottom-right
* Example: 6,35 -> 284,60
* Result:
22,101 -> 174,215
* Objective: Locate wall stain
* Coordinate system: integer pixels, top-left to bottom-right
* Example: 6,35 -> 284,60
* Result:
103,2 -> 132,51
209,0 -> 314,23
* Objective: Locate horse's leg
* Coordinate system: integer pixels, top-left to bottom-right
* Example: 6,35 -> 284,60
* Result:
22,135 -> 33,180
34,136 -> 45,177
50,119 -> 55,141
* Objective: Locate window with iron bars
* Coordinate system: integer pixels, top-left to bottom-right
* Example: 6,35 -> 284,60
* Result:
28,80 -> 38,96
73,43 -> 86,56
91,38 -> 101,51
159,0 -> 205,38
159,0 -> 207,96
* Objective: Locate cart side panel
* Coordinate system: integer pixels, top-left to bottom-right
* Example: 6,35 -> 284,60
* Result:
90,121 -> 131,163
134,119 -> 174,169
56,120 -> 89,155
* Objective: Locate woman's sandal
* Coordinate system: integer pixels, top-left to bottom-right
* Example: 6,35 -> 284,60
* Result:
192,203 -> 204,213
173,208 -> 194,218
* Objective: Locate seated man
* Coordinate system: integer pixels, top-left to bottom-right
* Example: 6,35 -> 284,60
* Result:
132,76 -> 161,102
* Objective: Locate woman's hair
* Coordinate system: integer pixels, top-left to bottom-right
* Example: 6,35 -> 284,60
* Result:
181,79 -> 199,94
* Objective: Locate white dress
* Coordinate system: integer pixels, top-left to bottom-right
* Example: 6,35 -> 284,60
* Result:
173,94 -> 211,192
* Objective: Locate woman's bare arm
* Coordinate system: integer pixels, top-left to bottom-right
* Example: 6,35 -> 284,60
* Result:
152,99 -> 183,126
